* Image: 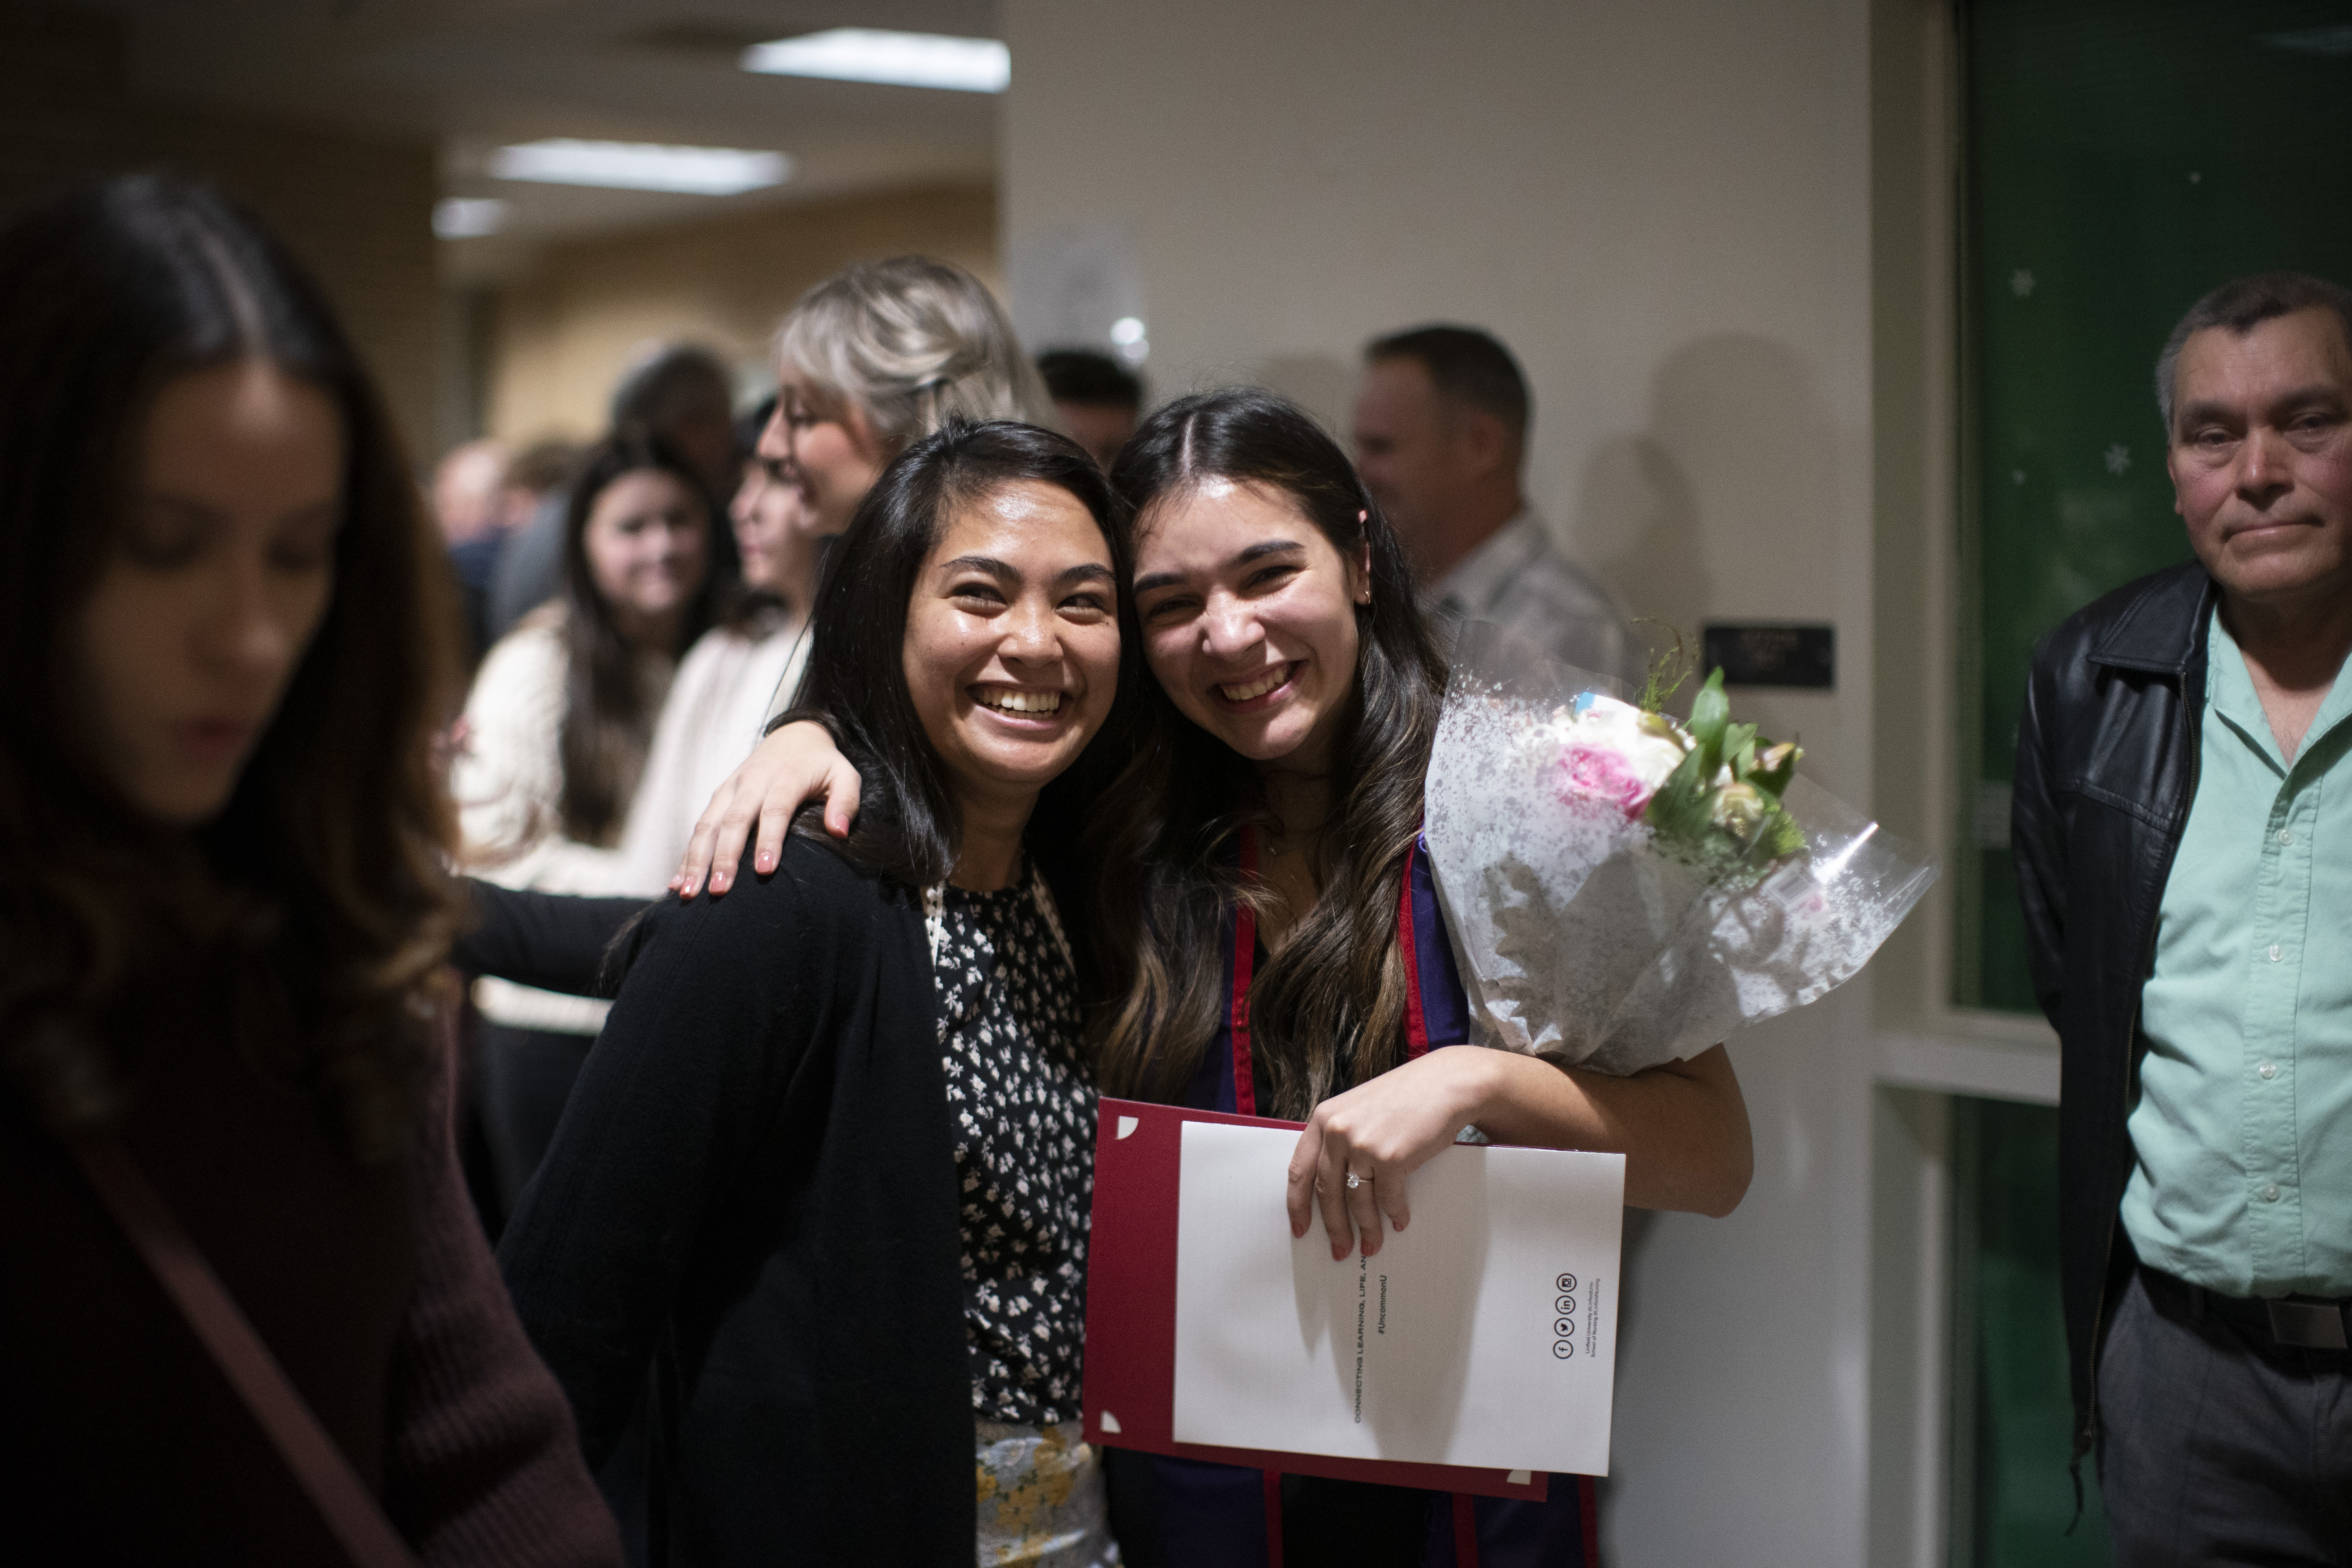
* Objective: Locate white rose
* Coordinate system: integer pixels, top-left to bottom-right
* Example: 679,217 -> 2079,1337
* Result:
1565,695 -> 1688,789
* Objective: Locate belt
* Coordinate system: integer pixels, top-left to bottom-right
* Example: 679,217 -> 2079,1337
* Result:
2140,1264 -> 2351,1352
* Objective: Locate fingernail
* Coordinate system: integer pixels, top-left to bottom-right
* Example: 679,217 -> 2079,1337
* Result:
682,878 -> 698,898
758,851 -> 774,871
713,874 -> 729,892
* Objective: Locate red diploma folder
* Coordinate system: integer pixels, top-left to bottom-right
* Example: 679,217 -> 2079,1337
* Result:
1080,1097 -> 1550,1501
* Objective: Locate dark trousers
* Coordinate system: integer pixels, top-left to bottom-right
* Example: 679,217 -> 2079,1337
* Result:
477,1021 -> 597,1216
477,1020 -> 652,1566
2098,1267 -> 2352,1565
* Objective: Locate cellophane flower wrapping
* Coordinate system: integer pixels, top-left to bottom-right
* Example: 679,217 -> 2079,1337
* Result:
1423,622 -> 1937,1076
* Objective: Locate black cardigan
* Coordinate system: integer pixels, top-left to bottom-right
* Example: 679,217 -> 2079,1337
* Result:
497,838 -> 974,1565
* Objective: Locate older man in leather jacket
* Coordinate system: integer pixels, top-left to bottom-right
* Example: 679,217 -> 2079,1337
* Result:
2012,272 -> 2352,1563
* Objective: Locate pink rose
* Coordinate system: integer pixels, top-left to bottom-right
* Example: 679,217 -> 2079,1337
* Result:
1555,743 -> 1656,821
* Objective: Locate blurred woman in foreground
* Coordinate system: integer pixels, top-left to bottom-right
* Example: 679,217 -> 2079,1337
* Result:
0,174 -> 619,1564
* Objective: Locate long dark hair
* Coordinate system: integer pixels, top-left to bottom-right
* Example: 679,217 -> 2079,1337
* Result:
1092,388 -> 1448,1118
556,425 -> 725,844
786,419 -> 1138,902
0,175 -> 463,1160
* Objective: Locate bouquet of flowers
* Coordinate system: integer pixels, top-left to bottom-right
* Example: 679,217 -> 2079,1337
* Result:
1423,622 -> 1935,1076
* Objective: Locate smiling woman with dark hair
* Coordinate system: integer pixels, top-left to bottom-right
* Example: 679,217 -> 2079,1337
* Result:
498,418 -> 1138,1566
0,174 -> 619,1563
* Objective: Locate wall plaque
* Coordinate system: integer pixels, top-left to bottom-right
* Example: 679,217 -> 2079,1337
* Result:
1700,623 -> 1834,689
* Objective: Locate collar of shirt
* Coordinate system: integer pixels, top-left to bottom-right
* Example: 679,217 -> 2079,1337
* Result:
2207,610 -> 2352,777
1429,507 -> 1547,619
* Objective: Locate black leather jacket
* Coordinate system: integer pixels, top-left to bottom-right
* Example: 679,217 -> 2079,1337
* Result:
2010,560 -> 2216,1461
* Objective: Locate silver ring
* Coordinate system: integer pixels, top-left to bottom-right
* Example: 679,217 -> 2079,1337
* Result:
1345,1172 -> 1367,1190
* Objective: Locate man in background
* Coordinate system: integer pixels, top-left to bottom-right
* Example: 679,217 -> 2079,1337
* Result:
486,342 -> 739,643
1351,324 -> 1638,683
1038,347 -> 1143,472
2012,272 -> 2352,1563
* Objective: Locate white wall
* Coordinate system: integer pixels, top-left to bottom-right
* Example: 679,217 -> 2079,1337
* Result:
1004,2 -> 1898,1561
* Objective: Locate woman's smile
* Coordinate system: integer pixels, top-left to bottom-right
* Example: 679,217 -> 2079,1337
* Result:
1213,661 -> 1300,710
970,682 -> 1070,724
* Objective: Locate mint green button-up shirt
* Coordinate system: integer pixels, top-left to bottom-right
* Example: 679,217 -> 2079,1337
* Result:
2121,609 -> 2352,1299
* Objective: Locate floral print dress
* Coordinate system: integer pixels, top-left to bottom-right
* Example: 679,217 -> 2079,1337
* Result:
927,864 -> 1119,1568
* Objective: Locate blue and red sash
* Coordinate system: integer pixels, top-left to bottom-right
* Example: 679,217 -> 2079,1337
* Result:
1143,831 -> 1597,1568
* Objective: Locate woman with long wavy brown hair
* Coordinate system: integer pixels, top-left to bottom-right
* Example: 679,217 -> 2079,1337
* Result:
0,174 -> 619,1564
1075,389 -> 1750,1562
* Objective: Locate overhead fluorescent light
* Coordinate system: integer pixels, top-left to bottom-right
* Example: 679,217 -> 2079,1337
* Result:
2262,24 -> 2352,55
487,140 -> 791,195
433,197 -> 510,239
740,28 -> 1009,93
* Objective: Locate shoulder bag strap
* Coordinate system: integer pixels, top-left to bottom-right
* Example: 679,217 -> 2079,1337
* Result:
67,1132 -> 419,1568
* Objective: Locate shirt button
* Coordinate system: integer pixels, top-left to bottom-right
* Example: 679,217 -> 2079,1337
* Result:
2260,1183 -> 2282,1203
2278,828 -> 2294,845
2270,944 -> 2285,963
2259,1061 -> 2278,1080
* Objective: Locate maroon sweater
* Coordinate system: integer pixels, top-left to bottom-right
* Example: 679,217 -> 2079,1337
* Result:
0,955 -> 622,1566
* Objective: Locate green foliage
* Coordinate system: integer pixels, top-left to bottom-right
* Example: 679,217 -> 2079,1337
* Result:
1633,622 -> 1693,713
1640,668 -> 1808,874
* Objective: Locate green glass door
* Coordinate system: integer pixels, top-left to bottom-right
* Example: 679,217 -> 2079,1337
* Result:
1947,6 -> 2350,1561
1957,0 -> 2352,1013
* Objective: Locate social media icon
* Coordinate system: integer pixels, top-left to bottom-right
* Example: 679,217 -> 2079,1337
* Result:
1552,1340 -> 1574,1359
1556,1294 -> 1575,1316
1556,1273 -> 1577,1294
1555,1317 -> 1575,1338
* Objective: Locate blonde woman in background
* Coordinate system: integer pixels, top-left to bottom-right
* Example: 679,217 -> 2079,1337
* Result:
682,254 -> 1057,898
772,255 -> 1054,536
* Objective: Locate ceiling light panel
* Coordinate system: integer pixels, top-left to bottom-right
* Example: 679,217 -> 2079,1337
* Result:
487,140 -> 792,195
740,28 -> 1010,93
433,197 -> 510,239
